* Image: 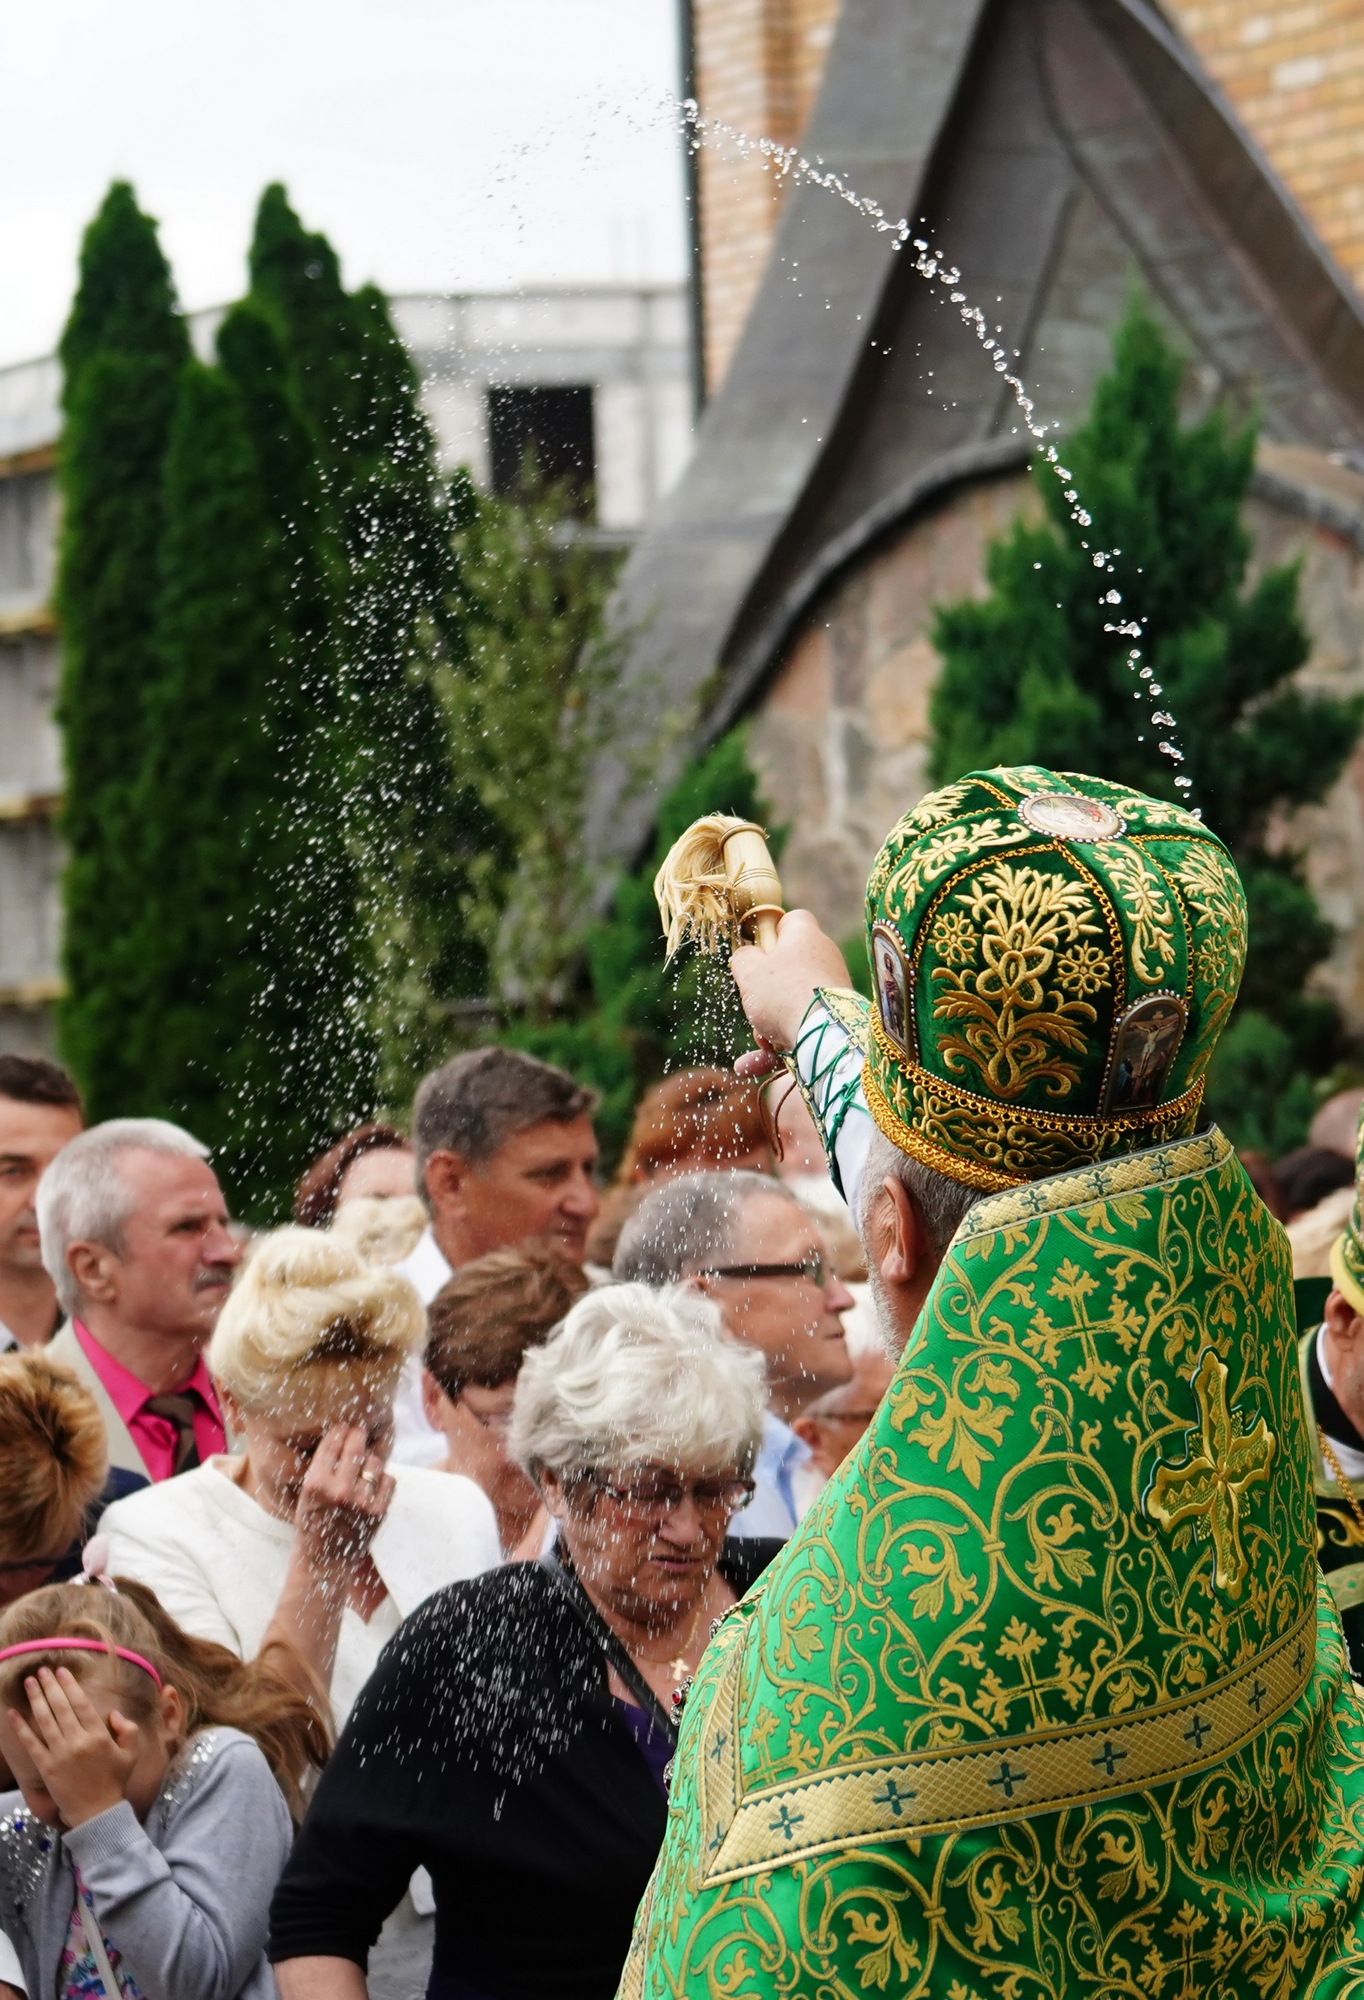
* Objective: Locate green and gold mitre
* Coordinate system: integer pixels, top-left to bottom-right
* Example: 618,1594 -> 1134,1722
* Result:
623,770 -> 1364,2000
853,765 -> 1244,1190
1330,1104 -> 1364,1317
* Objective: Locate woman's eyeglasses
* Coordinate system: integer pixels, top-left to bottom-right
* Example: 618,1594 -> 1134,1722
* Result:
700,1254 -> 826,1287
577,1470 -> 756,1517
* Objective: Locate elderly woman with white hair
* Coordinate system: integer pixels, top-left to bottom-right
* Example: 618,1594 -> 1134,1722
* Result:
268,1283 -> 779,2000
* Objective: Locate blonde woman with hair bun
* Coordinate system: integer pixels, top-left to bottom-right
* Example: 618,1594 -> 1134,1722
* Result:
100,1228 -> 500,2000
100,1227 -> 499,1720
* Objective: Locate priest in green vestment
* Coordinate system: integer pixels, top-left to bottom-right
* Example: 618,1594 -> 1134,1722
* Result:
621,766 -> 1364,2000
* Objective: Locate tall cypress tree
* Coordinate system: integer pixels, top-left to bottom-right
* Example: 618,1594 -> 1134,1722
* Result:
132,362 -> 285,1173
244,187 -> 492,1098
215,294 -> 380,1196
928,298 -> 1363,1152
342,286 -> 494,1089
55,184 -> 189,1117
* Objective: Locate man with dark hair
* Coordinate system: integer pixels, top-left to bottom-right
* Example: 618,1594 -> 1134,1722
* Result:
391,1047 -> 601,1464
0,1056 -> 83,1353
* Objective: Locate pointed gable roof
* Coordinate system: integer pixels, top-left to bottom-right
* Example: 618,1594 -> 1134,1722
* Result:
599,0 -> 1364,856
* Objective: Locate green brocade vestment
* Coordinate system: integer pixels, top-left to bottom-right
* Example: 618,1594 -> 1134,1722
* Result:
622,1130 -> 1364,1999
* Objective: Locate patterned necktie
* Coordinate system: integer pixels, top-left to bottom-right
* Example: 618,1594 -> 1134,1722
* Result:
143,1392 -> 201,1475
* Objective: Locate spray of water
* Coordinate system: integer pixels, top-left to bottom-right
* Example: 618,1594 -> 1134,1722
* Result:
678,101 -> 1198,809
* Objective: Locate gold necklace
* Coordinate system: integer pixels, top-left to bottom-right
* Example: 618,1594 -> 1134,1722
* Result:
627,1598 -> 707,1683
1318,1429 -> 1364,1541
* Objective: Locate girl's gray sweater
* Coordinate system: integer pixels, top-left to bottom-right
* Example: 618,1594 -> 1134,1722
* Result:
0,1728 -> 291,2000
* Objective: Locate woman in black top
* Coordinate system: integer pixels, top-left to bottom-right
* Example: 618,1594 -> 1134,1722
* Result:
270,1284 -> 784,2000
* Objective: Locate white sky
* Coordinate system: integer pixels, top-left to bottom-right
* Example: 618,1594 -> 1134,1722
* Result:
0,0 -> 688,369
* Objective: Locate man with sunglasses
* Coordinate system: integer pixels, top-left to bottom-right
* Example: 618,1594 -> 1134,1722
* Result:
613,1170 -> 854,1538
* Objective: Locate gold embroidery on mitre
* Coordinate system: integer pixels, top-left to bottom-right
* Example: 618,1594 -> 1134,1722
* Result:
930,863 -> 1105,1101
862,1008 -> 1205,1191
1146,1348 -> 1276,1599
1099,841 -> 1180,984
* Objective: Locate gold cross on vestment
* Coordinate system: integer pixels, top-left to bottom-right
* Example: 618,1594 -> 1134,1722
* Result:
1146,1348 -> 1275,1600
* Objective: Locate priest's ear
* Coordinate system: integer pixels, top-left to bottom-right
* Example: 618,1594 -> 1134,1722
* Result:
862,1174 -> 938,1351
1325,1287 -> 1364,1347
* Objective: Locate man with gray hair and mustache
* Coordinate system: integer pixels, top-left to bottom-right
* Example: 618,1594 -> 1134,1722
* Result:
37,1118 -> 242,1496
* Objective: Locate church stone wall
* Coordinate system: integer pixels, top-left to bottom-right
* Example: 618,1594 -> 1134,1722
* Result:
745,460 -> 1364,1031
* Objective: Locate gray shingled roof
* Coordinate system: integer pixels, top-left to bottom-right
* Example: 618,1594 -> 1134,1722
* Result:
594,0 -> 1364,860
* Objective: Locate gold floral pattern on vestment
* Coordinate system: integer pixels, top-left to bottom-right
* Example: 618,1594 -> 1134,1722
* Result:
622,1129 -> 1364,2000
696,1597 -> 1316,1882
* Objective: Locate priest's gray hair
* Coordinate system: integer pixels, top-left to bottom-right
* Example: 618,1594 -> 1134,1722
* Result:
37,1118 -> 210,1315
511,1282 -> 766,1484
858,1127 -> 982,1258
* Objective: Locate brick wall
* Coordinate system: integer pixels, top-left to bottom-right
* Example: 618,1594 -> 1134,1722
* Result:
1159,1 -> 1364,293
693,0 -> 839,392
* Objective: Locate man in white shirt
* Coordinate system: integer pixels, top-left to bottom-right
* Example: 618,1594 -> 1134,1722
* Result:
0,1057 -> 84,1355
612,1170 -> 854,1538
390,1047 -> 601,1463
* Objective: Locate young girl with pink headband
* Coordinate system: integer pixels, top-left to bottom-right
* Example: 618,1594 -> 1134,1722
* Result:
0,1556 -> 327,2000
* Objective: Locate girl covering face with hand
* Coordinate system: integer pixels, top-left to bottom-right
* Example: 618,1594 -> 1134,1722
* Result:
0,1570 -> 324,2000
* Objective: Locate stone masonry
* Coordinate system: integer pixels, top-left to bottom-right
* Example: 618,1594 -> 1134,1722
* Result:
692,0 -> 1364,394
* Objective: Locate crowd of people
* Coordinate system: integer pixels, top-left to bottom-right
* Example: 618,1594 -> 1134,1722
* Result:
4,768 -> 1364,2000
0,1044 -> 878,2000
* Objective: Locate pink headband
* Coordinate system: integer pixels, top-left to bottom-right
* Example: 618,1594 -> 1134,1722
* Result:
0,1638 -> 163,1689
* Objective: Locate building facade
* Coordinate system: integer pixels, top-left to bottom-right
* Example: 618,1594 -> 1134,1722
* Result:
0,281 -> 690,1054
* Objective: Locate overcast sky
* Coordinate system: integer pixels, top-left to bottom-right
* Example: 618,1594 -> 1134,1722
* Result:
0,0 -> 688,369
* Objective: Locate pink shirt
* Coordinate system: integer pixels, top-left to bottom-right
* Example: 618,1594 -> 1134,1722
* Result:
73,1320 -> 225,1483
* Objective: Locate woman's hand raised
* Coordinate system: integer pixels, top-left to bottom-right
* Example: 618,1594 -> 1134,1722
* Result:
292,1426 -> 394,1583
260,1425 -> 396,1698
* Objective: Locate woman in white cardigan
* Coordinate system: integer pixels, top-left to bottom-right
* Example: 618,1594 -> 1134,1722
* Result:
99,1225 -> 501,2000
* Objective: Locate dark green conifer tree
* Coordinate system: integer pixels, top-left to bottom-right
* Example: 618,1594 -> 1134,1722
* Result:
244,188 -> 490,1098
55,184 -> 189,1117
214,293 -> 382,1199
928,298 -> 1362,1152
132,362 -> 289,1183
340,286 -> 495,1089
